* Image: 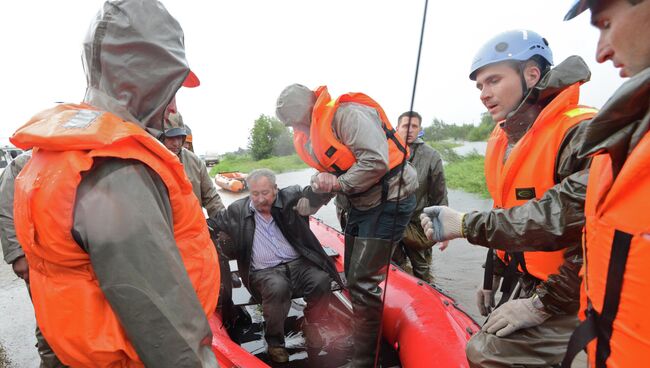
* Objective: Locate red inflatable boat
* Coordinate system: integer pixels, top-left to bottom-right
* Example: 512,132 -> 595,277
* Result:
209,217 -> 478,367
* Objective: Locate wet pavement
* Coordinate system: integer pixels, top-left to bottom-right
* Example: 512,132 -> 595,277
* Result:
0,168 -> 492,367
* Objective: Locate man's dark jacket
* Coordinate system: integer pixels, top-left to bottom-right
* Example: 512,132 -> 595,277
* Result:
209,185 -> 342,300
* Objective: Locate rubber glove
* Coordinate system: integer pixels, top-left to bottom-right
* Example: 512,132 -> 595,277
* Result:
419,205 -> 465,243
483,295 -> 551,337
311,172 -> 340,193
476,275 -> 501,316
293,197 -> 318,216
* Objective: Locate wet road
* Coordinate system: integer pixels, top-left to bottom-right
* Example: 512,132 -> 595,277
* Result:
0,168 -> 492,367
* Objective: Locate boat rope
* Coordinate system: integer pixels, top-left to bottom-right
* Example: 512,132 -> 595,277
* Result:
374,0 -> 429,366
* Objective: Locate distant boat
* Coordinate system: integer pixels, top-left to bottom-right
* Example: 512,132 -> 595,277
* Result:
215,172 -> 248,193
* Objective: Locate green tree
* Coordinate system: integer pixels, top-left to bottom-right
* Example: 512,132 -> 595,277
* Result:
269,118 -> 295,156
467,112 -> 495,141
248,114 -> 295,160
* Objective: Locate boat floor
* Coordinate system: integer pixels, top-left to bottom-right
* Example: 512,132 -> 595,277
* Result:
224,286 -> 402,367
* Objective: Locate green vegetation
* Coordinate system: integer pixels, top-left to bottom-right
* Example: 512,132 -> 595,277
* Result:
426,140 -> 462,162
248,115 -> 294,160
209,153 -> 307,176
423,112 -> 495,142
444,153 -> 489,198
419,113 -> 492,198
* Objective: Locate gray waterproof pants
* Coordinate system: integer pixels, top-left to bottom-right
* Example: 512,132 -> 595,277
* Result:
466,313 -> 579,368
392,244 -> 433,283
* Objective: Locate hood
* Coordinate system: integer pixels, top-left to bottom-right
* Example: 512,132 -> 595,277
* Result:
502,55 -> 591,143
276,84 -> 316,128
579,67 -> 650,173
82,0 -> 192,137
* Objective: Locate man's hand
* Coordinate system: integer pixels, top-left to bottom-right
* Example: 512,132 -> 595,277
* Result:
293,197 -> 318,216
311,172 -> 341,194
482,296 -> 551,337
12,256 -> 29,283
419,206 -> 465,243
476,275 -> 501,316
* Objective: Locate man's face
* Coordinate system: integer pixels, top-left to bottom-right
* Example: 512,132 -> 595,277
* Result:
163,136 -> 184,155
592,0 -> 650,78
249,176 -> 278,215
475,62 -> 524,122
397,116 -> 421,144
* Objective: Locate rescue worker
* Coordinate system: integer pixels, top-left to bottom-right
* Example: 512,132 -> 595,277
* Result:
391,111 -> 448,284
9,1 -> 219,367
275,84 -> 417,367
422,1 -> 650,365
184,123 -> 194,152
422,30 -> 597,367
162,111 -> 225,218
208,169 -> 341,363
0,151 -> 66,368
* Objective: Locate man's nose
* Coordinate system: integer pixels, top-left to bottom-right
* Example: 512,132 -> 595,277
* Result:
595,34 -> 614,64
480,87 -> 492,103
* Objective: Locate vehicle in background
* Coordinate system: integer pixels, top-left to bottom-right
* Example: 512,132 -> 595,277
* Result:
200,153 -> 220,167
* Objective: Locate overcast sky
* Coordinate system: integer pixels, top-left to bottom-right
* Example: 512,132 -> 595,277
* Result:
1,1 -> 623,155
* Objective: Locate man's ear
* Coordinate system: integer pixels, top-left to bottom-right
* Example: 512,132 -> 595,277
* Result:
523,63 -> 542,89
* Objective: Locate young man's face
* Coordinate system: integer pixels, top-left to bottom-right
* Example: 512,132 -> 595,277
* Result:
249,176 -> 278,215
592,0 -> 650,78
474,62 -> 524,122
397,116 -> 421,145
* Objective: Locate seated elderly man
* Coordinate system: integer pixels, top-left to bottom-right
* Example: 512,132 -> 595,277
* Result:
209,168 -> 342,363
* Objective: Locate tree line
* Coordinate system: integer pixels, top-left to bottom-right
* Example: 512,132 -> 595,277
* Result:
246,112 -> 495,161
422,112 -> 495,142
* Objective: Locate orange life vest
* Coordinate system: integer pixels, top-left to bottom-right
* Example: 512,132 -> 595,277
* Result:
293,86 -> 409,175
484,83 -> 597,281
11,104 -> 220,367
567,132 -> 650,367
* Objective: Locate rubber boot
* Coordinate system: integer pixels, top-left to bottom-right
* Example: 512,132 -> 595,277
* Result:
345,237 -> 394,368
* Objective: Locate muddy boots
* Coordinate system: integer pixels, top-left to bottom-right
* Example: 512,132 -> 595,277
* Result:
345,237 -> 394,368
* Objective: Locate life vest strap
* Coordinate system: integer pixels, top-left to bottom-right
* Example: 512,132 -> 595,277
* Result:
484,250 -> 529,307
383,126 -> 408,155
561,229 -> 632,368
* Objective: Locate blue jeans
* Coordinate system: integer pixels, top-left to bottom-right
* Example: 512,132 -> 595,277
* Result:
345,194 -> 416,241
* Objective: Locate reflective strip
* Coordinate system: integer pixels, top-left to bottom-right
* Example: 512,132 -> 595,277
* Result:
564,107 -> 598,118
326,99 -> 336,107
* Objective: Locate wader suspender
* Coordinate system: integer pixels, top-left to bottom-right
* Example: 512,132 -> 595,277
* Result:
484,249 -> 529,307
561,230 -> 632,368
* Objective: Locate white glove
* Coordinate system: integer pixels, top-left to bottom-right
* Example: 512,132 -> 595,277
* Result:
293,197 -> 318,216
419,206 -> 465,243
311,172 -> 340,193
476,275 -> 501,316
482,295 -> 551,337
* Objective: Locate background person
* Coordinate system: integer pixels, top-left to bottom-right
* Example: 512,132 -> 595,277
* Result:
162,111 -> 225,218
392,110 -> 448,284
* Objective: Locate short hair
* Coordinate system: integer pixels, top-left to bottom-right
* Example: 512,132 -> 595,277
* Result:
397,111 -> 422,127
246,168 -> 277,187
